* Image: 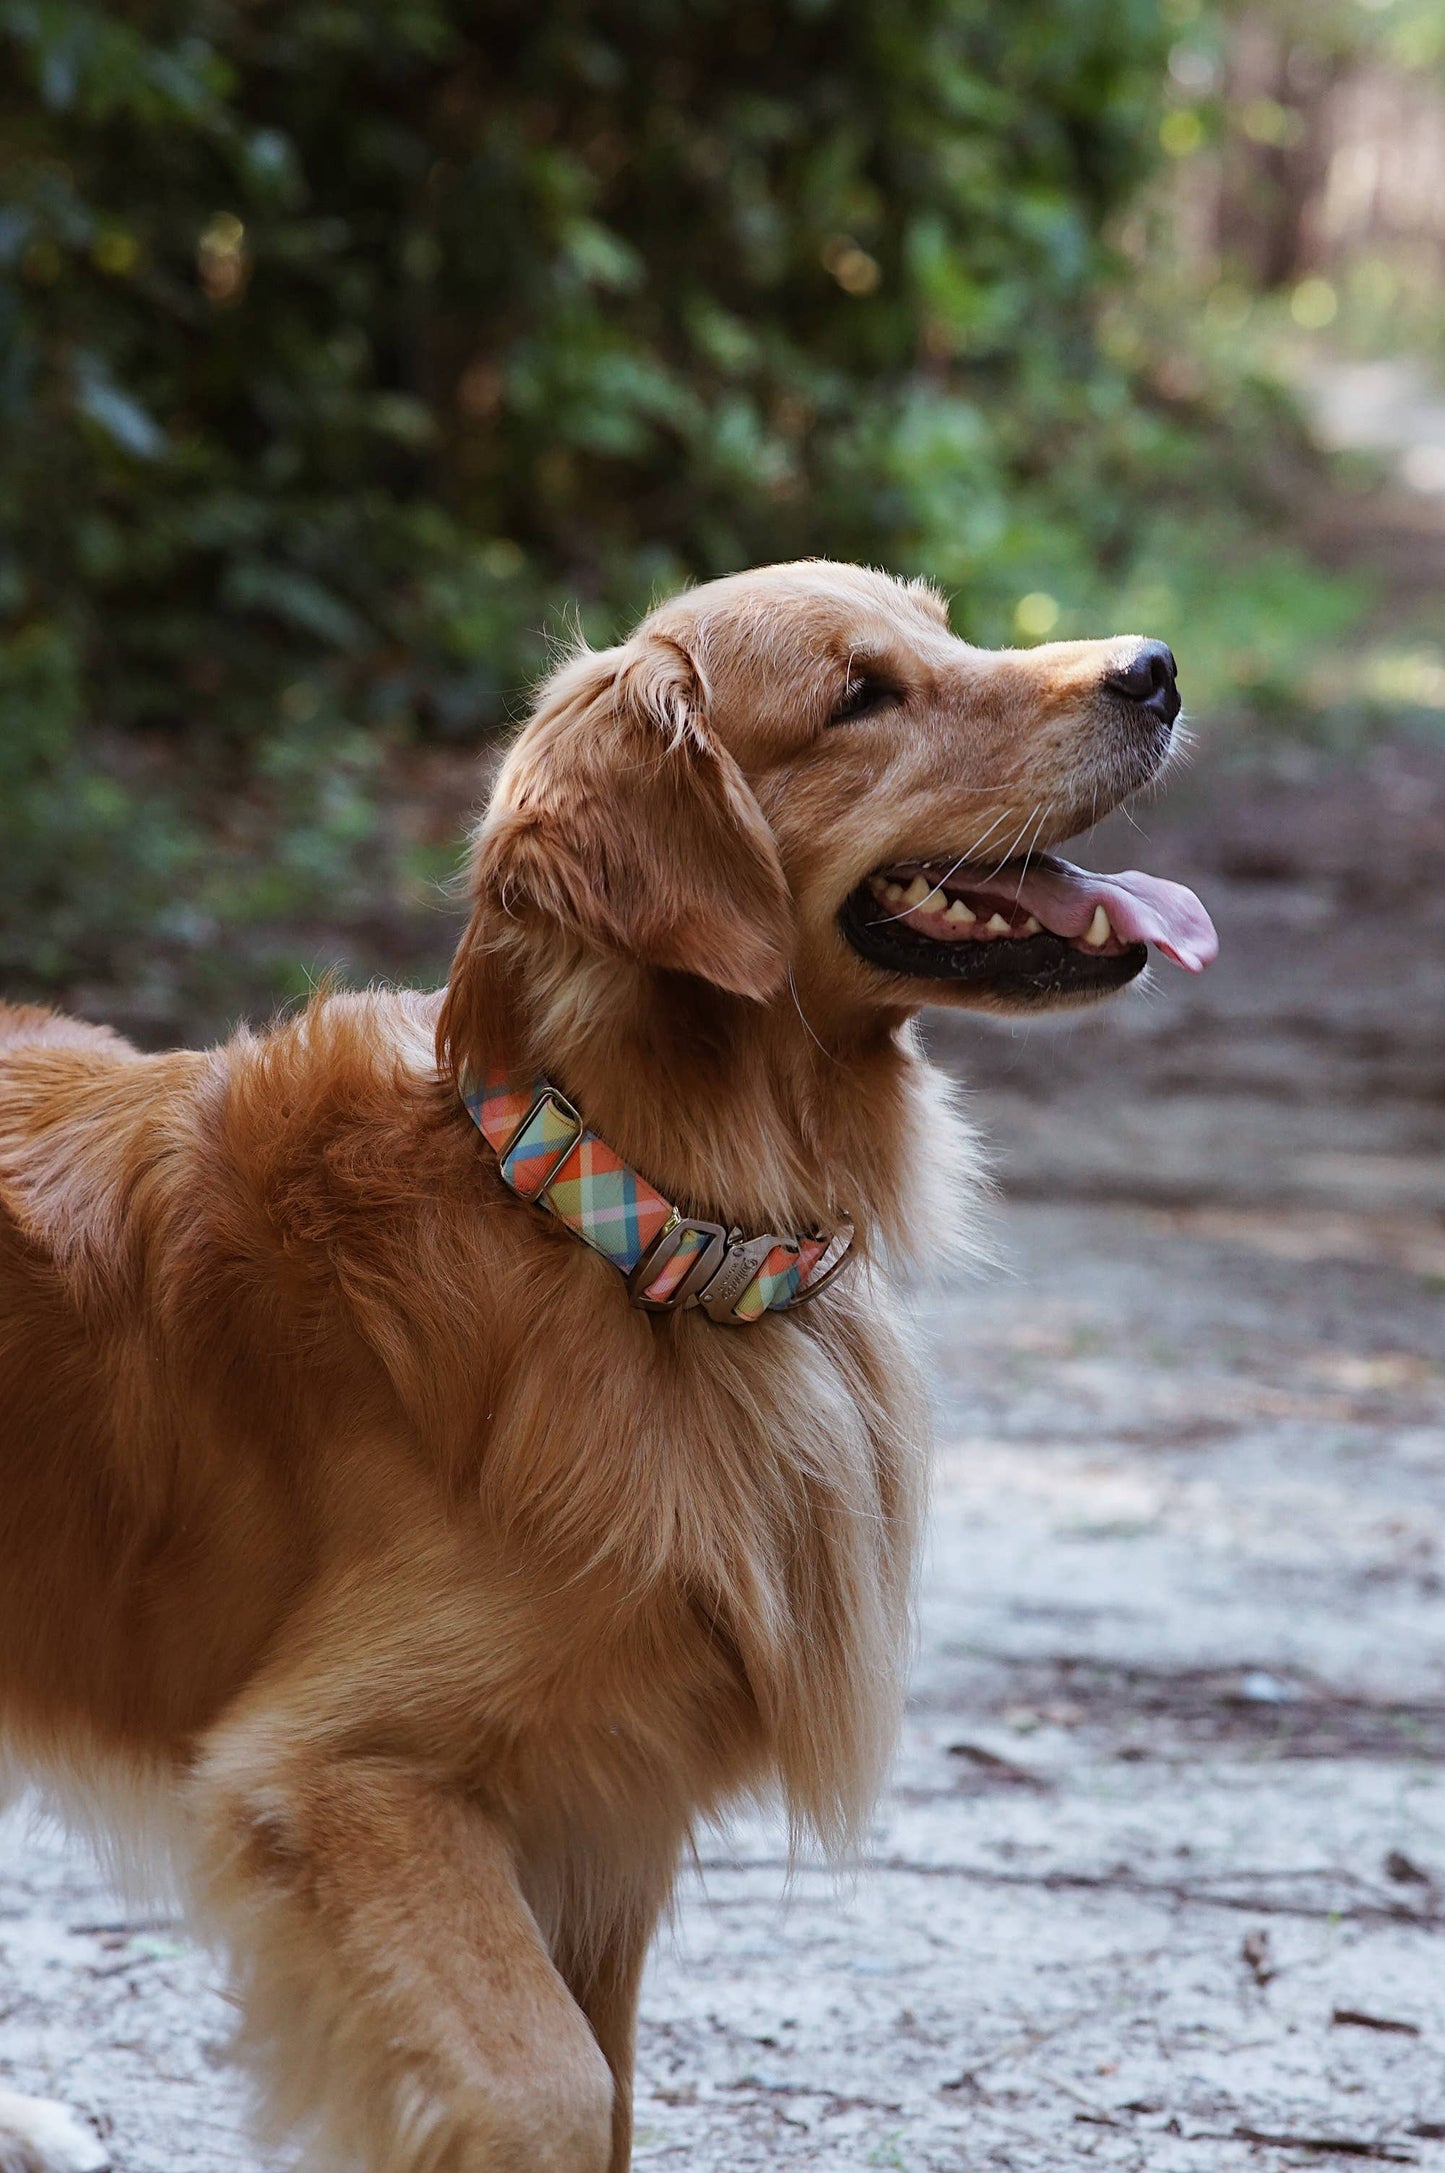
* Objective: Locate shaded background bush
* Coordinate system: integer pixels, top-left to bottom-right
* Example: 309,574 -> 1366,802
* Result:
2,0 -> 1185,729
1,0 -> 1439,1026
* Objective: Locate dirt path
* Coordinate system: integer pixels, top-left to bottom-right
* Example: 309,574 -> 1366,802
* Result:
633,1198 -> 1445,2168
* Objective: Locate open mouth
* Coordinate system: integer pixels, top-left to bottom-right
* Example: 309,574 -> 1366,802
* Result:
839,854 -> 1218,1004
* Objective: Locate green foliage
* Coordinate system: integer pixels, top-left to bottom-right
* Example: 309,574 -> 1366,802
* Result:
0,625 -> 191,987
0,621 -> 420,1018
1,0 -> 1178,752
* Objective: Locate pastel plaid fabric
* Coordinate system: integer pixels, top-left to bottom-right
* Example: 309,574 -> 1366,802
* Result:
463,1071 -> 542,1154
458,1070 -> 847,1319
638,1225 -> 713,1303
731,1237 -> 828,1321
543,1132 -> 672,1270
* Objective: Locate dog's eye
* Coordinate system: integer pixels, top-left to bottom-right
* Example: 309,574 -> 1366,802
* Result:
829,675 -> 904,725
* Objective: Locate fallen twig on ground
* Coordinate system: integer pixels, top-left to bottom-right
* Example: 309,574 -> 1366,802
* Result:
693,1858 -> 1445,1931
1193,2126 -> 1418,2163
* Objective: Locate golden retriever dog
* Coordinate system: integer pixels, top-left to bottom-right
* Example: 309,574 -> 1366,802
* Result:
0,561 -> 1214,2173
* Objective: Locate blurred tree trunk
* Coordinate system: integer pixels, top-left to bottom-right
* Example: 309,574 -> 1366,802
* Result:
1215,10 -> 1344,289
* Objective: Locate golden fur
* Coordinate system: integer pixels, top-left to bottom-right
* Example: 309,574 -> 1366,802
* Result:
0,561 -> 1165,2172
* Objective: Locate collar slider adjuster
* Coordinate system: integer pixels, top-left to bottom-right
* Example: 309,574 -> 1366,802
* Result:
627,1216 -> 729,1312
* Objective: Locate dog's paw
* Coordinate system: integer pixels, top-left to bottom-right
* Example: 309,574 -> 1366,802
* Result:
0,2092 -> 109,2173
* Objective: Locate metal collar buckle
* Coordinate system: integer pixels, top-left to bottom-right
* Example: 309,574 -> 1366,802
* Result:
627,1217 -> 729,1312
695,1231 -> 783,1324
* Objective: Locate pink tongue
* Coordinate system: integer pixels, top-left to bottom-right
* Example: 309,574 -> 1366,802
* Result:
1002,857 -> 1218,973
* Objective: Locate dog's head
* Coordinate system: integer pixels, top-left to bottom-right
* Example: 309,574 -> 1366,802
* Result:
441,560 -> 1214,1076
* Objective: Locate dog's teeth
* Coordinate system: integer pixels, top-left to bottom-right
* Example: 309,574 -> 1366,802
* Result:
986,912 -> 1011,934
1083,905 -> 1112,948
920,887 -> 947,914
1022,914 -> 1042,934
885,881 -> 906,903
902,875 -> 931,908
945,898 -> 976,924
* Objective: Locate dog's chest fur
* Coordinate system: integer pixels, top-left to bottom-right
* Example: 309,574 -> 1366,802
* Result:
385,1285 -> 929,1859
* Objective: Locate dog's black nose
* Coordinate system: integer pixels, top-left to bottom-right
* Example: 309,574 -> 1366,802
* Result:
1104,640 -> 1180,727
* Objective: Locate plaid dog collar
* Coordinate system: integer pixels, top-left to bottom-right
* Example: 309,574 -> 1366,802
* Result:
458,1071 -> 854,1324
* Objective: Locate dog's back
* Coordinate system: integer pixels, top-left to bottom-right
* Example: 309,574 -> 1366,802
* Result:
0,1005 -> 219,1765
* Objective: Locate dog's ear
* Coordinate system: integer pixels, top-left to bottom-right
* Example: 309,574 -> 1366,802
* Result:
479,636 -> 791,997
438,634 -> 792,1081
482,636 -> 791,999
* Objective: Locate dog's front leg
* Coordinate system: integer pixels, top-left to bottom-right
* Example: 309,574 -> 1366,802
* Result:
191,1744 -> 615,2173
563,1915 -> 657,2173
